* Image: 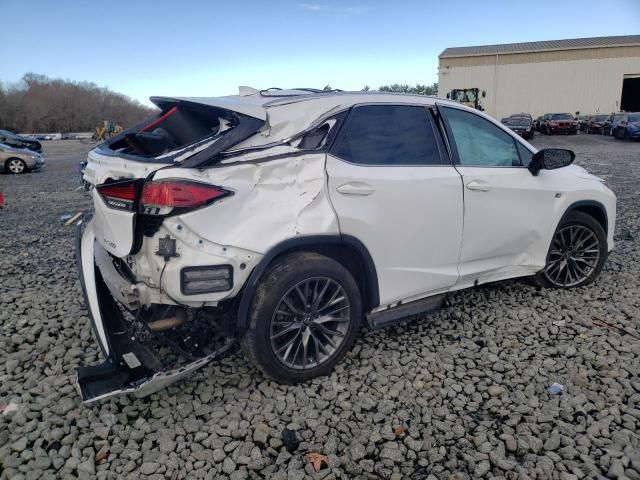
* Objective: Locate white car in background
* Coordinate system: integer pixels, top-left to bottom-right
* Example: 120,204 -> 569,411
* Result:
75,88 -> 616,402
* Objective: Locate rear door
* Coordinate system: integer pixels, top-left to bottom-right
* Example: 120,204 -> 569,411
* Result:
326,104 -> 463,306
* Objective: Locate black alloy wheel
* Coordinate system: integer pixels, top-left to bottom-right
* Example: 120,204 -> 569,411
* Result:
533,211 -> 607,288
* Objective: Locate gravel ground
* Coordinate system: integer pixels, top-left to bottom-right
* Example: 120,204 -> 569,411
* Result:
1,135 -> 639,480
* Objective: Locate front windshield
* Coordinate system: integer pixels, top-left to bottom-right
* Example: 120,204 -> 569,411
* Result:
592,115 -> 608,121
614,114 -> 627,121
628,114 -> 640,123
551,113 -> 573,120
504,118 -> 530,126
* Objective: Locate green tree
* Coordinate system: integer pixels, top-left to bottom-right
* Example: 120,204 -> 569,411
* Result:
375,82 -> 438,95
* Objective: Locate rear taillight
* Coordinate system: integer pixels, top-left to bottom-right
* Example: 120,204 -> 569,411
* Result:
97,179 -> 231,215
97,180 -> 138,211
140,181 -> 231,215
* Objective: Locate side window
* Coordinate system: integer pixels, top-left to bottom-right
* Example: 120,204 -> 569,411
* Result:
443,107 -> 521,167
516,141 -> 534,166
330,105 -> 442,165
299,111 -> 347,150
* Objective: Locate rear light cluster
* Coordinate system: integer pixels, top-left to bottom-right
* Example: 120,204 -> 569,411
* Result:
96,180 -> 231,215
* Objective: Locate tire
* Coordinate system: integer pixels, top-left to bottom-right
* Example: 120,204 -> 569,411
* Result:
5,158 -> 27,174
241,252 -> 362,383
532,211 -> 607,289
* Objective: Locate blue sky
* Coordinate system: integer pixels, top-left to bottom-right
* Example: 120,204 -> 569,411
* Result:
1,0 -> 638,106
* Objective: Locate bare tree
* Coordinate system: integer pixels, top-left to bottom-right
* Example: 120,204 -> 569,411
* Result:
0,73 -> 156,133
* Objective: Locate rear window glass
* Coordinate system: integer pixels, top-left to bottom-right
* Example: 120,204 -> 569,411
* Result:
330,105 -> 442,165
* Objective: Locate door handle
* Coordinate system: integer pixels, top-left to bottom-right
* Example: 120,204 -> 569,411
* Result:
466,180 -> 492,192
336,182 -> 375,196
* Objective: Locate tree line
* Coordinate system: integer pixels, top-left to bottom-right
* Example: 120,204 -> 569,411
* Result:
323,82 -> 438,95
0,73 -> 156,134
0,74 -> 439,134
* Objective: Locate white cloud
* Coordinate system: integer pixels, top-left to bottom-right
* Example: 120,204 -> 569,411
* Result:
298,3 -> 327,11
297,3 -> 369,16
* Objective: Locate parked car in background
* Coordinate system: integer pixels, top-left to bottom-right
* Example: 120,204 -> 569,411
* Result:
0,142 -> 45,173
74,88 -> 616,402
510,113 -> 532,121
538,114 -> 552,133
603,112 -> 628,136
576,115 -> 590,132
541,113 -> 578,135
613,112 -> 640,140
587,114 -> 608,134
501,116 -> 534,139
533,115 -> 544,132
0,129 -> 42,153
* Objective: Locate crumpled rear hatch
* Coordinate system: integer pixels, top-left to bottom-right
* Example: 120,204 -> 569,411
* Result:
83,97 -> 266,258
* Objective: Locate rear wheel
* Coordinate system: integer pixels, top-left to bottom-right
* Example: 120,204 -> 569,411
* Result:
533,211 -> 607,288
241,252 -> 362,383
6,158 -> 27,174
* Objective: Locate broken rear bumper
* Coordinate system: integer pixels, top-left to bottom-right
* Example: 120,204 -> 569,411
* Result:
75,218 -> 234,403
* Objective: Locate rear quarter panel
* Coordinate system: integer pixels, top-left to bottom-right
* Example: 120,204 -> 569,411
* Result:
155,153 -> 339,253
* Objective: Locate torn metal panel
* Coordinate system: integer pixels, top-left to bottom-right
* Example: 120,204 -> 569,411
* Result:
156,153 -> 340,254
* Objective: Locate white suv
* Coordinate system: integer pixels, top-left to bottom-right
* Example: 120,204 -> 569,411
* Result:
75,88 -> 616,402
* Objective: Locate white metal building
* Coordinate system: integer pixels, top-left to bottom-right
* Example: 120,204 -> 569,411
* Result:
438,35 -> 640,120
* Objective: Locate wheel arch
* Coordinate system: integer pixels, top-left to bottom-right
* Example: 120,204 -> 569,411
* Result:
234,235 -> 379,334
560,200 -> 608,236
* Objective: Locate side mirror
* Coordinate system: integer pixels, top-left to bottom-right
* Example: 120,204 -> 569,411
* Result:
446,92 -> 451,99
482,90 -> 486,98
528,148 -> 575,176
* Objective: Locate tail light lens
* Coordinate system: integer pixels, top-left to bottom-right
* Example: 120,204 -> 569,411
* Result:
97,179 -> 231,215
97,180 -> 138,211
140,181 -> 231,215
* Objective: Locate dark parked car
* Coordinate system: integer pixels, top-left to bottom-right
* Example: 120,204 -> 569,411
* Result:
533,115 -> 544,132
603,112 -> 628,136
541,113 -> 578,135
501,116 -> 534,139
586,114 -> 608,134
576,115 -> 590,132
538,114 -> 553,133
613,112 -> 640,140
0,129 -> 42,153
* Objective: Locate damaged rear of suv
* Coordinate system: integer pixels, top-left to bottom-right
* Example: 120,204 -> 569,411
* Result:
76,87 -> 616,402
76,88 -> 360,401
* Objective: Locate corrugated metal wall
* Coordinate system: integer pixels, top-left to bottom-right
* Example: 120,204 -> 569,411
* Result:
438,48 -> 640,120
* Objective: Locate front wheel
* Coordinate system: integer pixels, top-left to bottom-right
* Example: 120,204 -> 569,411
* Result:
241,252 -> 362,383
533,211 -> 607,288
6,158 -> 27,174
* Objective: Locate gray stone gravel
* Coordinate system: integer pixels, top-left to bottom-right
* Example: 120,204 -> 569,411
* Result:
0,135 -> 639,479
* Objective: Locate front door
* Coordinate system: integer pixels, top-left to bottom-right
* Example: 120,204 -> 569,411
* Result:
326,104 -> 464,307
439,105 -> 558,287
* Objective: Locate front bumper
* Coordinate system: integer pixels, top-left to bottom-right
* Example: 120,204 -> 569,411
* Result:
627,129 -> 640,139
549,127 -> 577,134
75,218 -> 234,403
